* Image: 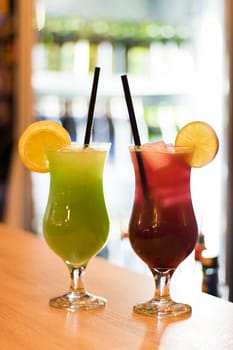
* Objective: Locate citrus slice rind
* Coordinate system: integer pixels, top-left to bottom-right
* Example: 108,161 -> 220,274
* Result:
18,121 -> 71,173
175,121 -> 219,168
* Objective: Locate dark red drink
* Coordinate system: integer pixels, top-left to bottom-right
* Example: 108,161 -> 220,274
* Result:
129,143 -> 198,269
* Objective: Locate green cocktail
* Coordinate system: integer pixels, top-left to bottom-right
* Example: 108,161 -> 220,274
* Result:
43,142 -> 110,311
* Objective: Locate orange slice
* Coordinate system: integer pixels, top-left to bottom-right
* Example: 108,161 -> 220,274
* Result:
18,120 -> 71,173
175,121 -> 219,168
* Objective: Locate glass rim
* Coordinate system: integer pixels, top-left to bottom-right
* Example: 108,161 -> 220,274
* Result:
128,144 -> 193,154
48,142 -> 111,153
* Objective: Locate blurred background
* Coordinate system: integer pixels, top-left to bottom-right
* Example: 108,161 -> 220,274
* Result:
1,0 -> 233,299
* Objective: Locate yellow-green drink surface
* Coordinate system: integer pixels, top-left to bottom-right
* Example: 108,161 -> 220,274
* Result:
43,144 -> 109,266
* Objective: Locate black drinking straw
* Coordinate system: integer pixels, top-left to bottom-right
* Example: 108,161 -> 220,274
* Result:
121,74 -> 149,200
84,67 -> 100,146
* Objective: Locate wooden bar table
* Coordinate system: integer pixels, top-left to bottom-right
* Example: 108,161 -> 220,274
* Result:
0,223 -> 233,349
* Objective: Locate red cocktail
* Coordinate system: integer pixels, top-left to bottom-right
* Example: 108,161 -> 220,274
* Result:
129,142 -> 198,318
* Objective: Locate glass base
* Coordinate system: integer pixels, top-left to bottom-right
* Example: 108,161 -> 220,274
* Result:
133,299 -> 192,319
49,291 -> 107,312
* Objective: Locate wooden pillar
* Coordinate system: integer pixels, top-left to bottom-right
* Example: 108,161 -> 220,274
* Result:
226,0 -> 233,301
4,0 -> 34,230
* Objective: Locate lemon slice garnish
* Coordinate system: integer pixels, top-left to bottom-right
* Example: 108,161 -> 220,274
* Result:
175,121 -> 219,168
18,120 -> 71,173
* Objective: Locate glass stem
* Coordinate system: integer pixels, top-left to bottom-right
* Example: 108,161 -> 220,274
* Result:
67,263 -> 87,296
150,268 -> 175,303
